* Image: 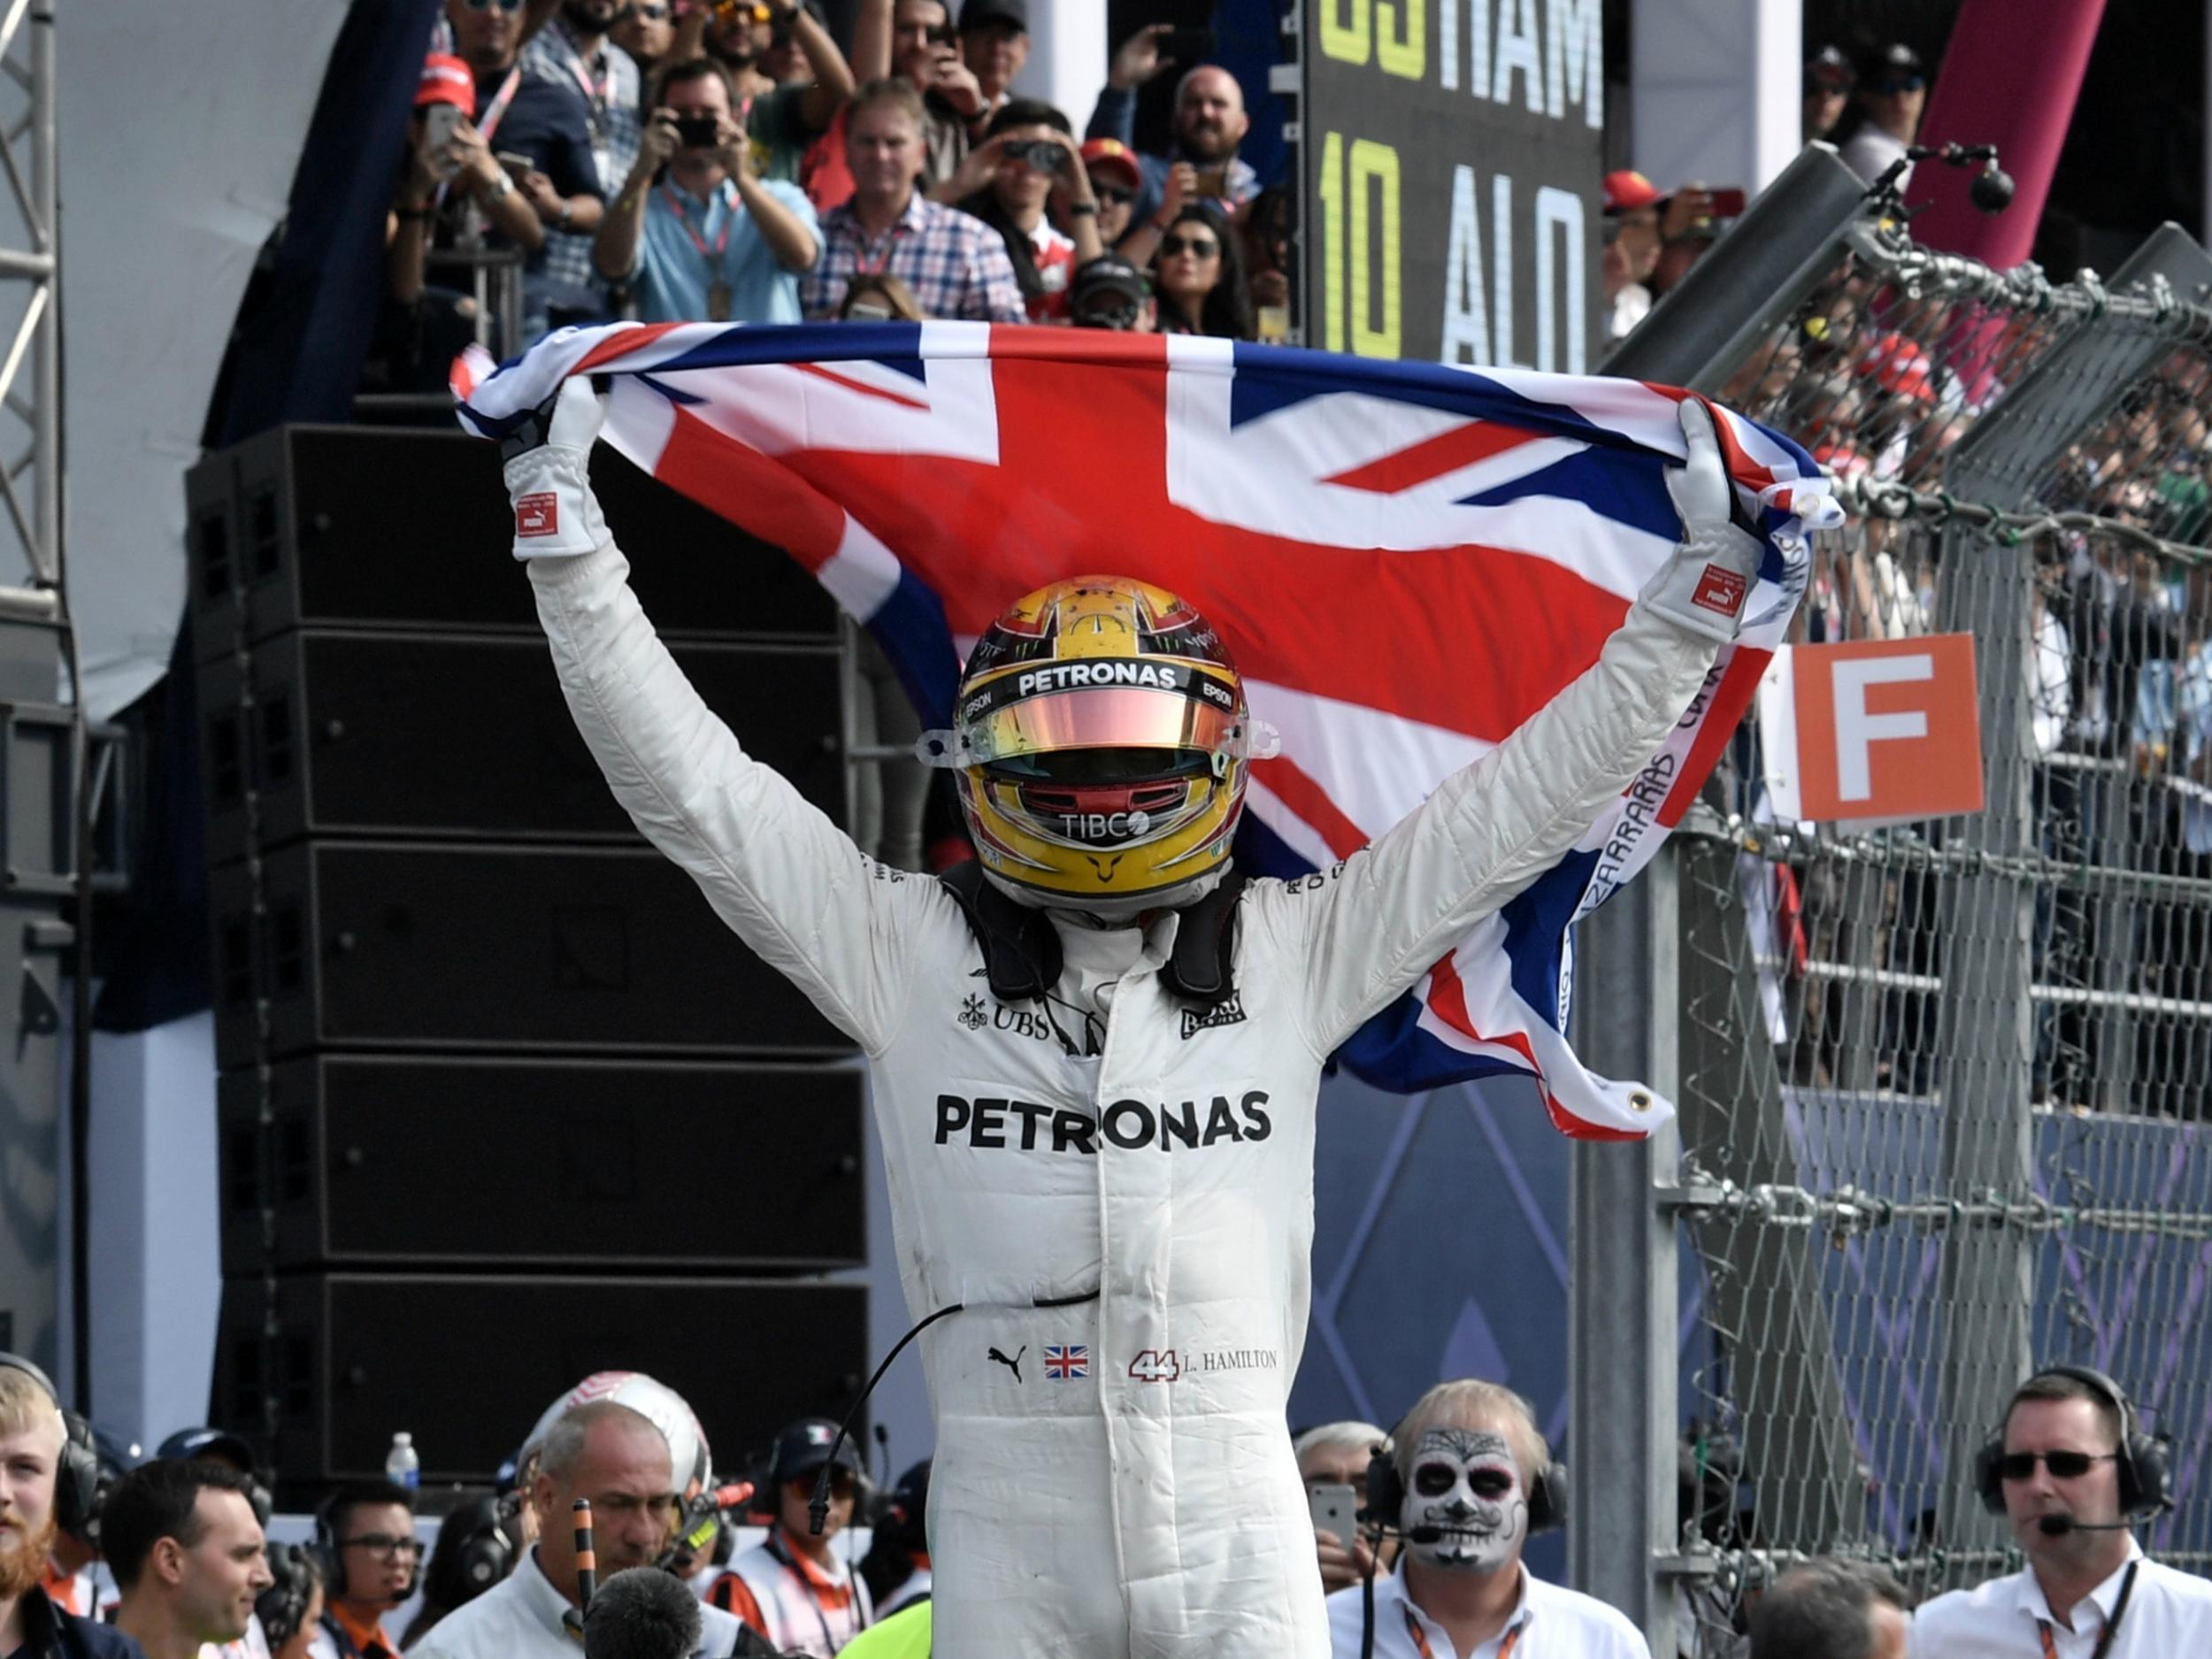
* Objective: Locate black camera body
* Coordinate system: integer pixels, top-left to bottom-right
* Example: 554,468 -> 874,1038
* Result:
1001,137 -> 1064,174
674,114 -> 723,150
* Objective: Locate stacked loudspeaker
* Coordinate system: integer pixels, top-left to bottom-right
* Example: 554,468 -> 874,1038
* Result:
188,426 -> 869,1501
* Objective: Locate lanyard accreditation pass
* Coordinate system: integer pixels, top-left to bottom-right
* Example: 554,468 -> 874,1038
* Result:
1402,1605 -> 1521,1659
661,182 -> 737,319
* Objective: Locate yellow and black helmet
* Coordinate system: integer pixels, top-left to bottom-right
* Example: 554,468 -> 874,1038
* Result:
923,577 -> 1270,916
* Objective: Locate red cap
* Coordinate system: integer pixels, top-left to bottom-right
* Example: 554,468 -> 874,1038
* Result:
1857,332 -> 1936,402
1602,170 -> 1663,213
417,53 -> 475,111
1079,138 -> 1142,189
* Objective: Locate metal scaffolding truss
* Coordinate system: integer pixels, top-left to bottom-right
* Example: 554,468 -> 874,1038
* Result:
0,0 -> 56,594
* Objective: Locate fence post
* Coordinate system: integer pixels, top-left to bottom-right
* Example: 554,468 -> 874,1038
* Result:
1602,142 -> 1870,388
1927,221 -> 2212,1549
1568,853 -> 1679,1649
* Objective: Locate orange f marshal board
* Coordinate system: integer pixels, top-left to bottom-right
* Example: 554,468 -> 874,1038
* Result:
1757,634 -> 1985,826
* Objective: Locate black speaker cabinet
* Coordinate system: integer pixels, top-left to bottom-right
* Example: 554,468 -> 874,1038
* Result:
186,426 -> 838,663
213,1273 -> 869,1491
209,841 -> 850,1068
217,1054 -> 866,1275
199,631 -> 846,864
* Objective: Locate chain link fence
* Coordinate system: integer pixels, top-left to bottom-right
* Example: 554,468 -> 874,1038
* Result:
1635,182 -> 2212,1622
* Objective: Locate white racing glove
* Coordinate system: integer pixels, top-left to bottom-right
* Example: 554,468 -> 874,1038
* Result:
1639,399 -> 1770,644
500,376 -> 611,559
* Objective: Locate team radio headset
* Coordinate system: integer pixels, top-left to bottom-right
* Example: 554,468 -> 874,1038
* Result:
1970,1364 -> 2174,1659
0,1354 -> 99,1540
1351,1437 -> 1570,1659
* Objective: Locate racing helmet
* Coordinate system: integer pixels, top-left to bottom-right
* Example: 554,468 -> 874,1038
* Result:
515,1371 -> 713,1506
923,577 -> 1271,917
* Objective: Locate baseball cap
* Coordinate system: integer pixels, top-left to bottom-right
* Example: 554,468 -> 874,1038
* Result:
1803,45 -> 1855,94
959,0 -> 1027,32
769,1417 -> 863,1485
1863,42 -> 1926,90
1073,254 -> 1148,304
1079,137 -> 1143,190
417,52 -> 475,111
1602,170 -> 1663,215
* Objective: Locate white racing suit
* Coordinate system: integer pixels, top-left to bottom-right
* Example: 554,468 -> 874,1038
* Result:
510,407 -> 1751,1658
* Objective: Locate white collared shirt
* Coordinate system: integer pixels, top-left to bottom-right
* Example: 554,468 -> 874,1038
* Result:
1325,1563 -> 1651,1659
1909,1541 -> 2212,1657
405,1548 -> 755,1659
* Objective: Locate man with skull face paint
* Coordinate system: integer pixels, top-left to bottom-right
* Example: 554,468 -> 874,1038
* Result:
1326,1381 -> 1649,1659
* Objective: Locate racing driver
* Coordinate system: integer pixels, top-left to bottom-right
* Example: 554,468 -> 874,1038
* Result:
497,377 -> 1779,1658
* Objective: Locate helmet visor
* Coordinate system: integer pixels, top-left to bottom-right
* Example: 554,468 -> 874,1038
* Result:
960,685 -> 1244,768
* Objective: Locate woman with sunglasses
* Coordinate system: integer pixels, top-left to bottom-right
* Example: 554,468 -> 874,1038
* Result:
1148,201 -> 1254,340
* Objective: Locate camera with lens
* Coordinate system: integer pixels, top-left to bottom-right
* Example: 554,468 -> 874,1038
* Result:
1001,137 -> 1064,173
673,114 -> 723,150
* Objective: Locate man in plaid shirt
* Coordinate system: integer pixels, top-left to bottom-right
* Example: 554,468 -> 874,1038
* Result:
803,80 -> 1023,322
523,0 -> 644,325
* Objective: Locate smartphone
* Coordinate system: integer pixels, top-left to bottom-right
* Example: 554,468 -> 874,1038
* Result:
673,113 -> 722,149
423,102 -> 461,153
1162,26 -> 1214,63
1310,1483 -> 1357,1554
495,150 -> 534,184
1709,188 -> 1747,218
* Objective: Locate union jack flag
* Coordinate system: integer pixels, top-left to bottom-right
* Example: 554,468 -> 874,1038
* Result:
455,324 -> 1835,1138
1043,1344 -> 1089,1381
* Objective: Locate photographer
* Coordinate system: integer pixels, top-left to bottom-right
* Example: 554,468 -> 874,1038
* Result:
695,0 -> 856,182
593,58 -> 819,322
935,100 -> 1102,322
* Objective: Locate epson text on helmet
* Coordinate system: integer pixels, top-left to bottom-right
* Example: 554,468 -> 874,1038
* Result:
1014,661 -> 1183,697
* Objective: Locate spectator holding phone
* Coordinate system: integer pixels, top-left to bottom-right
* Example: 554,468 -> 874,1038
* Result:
594,58 -> 820,322
1087,24 -> 1259,238
801,80 -> 1025,322
938,101 -> 1103,322
1148,202 -> 1253,340
428,0 -> 606,336
892,1 -> 987,185
1295,1422 -> 1391,1596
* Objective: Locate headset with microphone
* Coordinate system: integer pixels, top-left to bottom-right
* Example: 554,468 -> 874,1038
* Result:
1970,1363 -> 2173,1528
1352,1434 -> 1571,1659
0,1354 -> 100,1540
311,1485 -> 422,1615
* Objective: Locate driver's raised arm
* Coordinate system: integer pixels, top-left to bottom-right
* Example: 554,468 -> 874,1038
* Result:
503,379 -> 924,1053
1255,399 -> 1780,1057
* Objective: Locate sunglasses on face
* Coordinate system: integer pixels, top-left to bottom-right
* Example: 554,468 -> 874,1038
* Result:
1161,234 -> 1218,258
1090,182 -> 1133,206
1997,1450 -> 2117,1482
340,1534 -> 425,1562
1874,74 -> 1925,94
464,0 -> 527,11
626,3 -> 672,17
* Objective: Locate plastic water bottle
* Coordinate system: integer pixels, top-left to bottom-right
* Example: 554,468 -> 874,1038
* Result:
385,1432 -> 419,1489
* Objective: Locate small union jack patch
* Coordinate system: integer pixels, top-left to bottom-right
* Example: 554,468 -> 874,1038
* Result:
1042,1344 -> 1088,1380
